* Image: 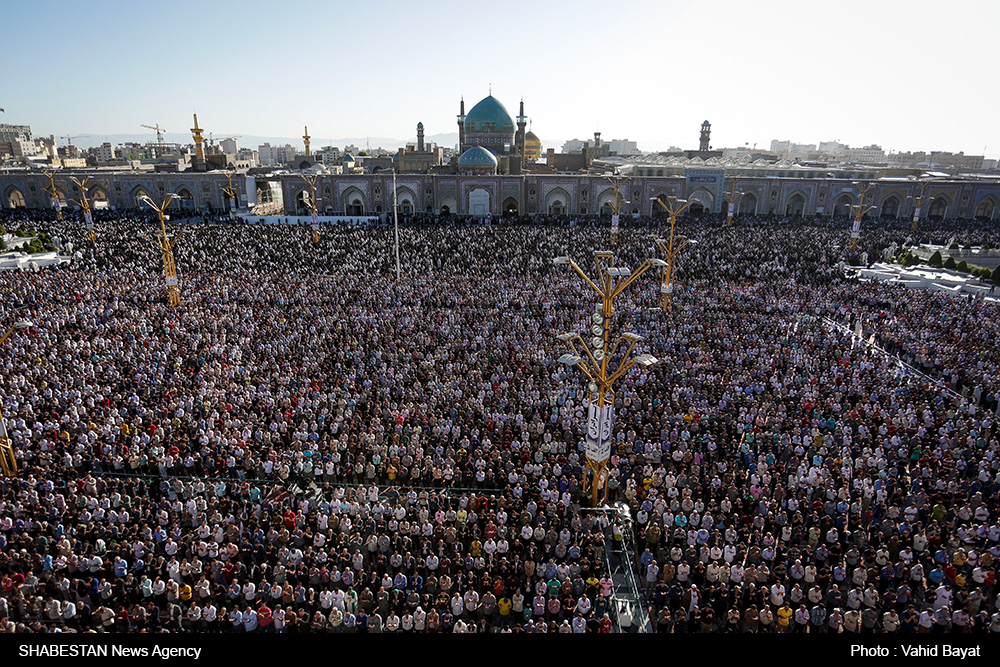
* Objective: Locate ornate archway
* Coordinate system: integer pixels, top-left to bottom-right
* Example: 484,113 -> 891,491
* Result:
974,196 -> 997,220
341,187 -> 366,215
174,187 -> 196,210
928,197 -> 948,220
130,185 -> 153,207
502,197 -> 518,217
4,186 -> 26,209
738,193 -> 758,215
545,188 -> 570,215
785,192 -> 807,216
438,196 -> 456,215
468,188 -> 491,217
687,188 -> 714,214
833,193 -> 855,217
650,193 -> 670,218
880,196 -> 900,219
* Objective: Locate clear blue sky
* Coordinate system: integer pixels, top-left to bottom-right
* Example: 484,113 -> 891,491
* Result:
3,0 -> 998,157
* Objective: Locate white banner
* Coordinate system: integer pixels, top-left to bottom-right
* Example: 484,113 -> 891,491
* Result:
585,398 -> 614,463
728,203 -> 735,215
165,277 -> 178,286
85,212 -> 93,228
851,219 -> 861,234
913,208 -> 921,219
611,214 -> 620,233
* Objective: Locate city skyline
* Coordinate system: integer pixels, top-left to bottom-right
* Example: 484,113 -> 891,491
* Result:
3,0 -> 998,158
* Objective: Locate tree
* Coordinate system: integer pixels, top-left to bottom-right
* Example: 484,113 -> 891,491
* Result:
943,256 -> 957,270
956,260 -> 969,273
928,251 -> 943,268
993,265 -> 1000,286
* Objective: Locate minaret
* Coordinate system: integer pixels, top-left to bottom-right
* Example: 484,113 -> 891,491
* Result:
191,113 -> 205,162
417,122 -> 425,152
303,126 -> 311,156
457,97 -> 466,153
515,98 -> 527,157
700,120 -> 711,152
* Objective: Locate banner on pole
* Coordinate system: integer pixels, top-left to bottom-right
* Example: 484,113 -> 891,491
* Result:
585,396 -> 614,462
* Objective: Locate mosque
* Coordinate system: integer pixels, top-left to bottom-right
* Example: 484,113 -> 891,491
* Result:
456,94 -> 528,175
2,92 -> 999,220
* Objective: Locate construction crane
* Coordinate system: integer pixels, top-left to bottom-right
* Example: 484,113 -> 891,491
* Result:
208,134 -> 241,154
141,124 -> 167,144
61,134 -> 92,147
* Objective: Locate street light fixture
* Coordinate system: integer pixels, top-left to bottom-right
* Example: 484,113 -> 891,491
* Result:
725,176 -> 743,227
651,196 -> 695,310
42,170 -> 63,222
222,169 -> 240,222
139,193 -> 183,307
0,316 -> 33,477
605,173 -> 629,246
849,181 -> 877,249
911,175 -> 937,232
552,249 -> 664,507
300,174 -> 321,243
70,176 -> 96,241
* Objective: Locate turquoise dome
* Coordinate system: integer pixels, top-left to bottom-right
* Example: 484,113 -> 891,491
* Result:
458,146 -> 499,167
464,95 -> 515,134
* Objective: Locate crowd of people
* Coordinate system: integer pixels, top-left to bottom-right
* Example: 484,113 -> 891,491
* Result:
0,205 -> 998,634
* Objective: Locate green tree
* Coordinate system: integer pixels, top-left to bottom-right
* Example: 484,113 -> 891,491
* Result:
943,256 -> 957,270
928,251 -> 943,268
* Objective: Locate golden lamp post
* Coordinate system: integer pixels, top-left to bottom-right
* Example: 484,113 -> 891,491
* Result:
605,173 -> 629,247
725,176 -> 744,227
139,193 -> 183,307
911,180 -> 932,232
43,170 -> 63,221
552,250 -> 666,507
849,181 -> 877,250
69,176 -> 96,241
0,318 -> 34,477
300,175 -> 321,244
222,170 -> 240,221
651,196 -> 696,310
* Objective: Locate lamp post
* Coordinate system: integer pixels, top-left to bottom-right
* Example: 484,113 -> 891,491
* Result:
911,180 -> 931,232
725,176 -> 744,227
849,181 -> 877,249
650,196 -> 695,310
42,170 -> 63,221
0,318 -> 33,477
70,176 -> 95,241
139,193 -> 183,307
605,173 -> 630,247
300,175 -> 321,243
552,250 -> 666,507
222,169 -> 240,221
